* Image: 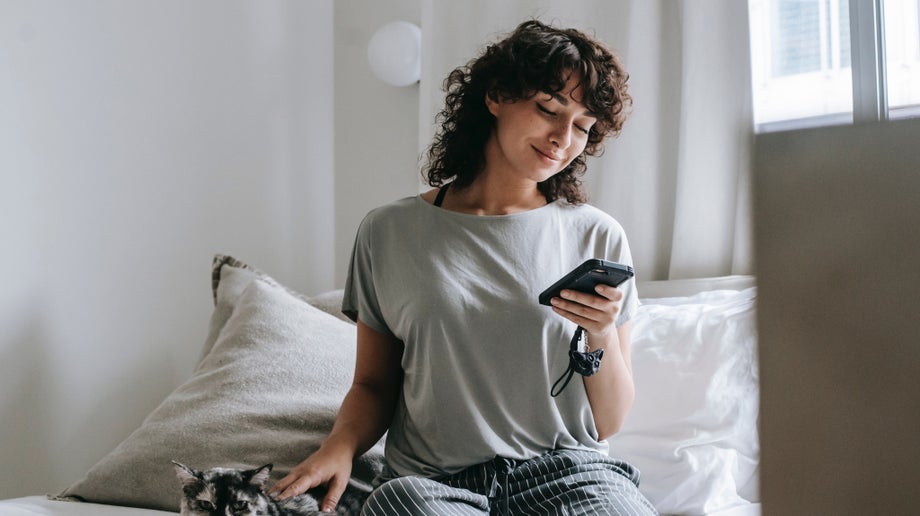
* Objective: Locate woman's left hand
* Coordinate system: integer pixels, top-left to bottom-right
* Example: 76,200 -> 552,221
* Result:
549,284 -> 623,337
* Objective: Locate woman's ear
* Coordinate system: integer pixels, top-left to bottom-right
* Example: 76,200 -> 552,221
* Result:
485,91 -> 501,117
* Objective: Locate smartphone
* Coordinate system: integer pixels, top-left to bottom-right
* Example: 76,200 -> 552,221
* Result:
538,259 -> 634,306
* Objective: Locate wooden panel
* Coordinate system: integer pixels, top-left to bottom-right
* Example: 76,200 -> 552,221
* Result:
754,118 -> 920,515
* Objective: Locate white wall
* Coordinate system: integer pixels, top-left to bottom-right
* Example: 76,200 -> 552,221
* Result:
0,0 -> 334,498
333,0 -> 422,286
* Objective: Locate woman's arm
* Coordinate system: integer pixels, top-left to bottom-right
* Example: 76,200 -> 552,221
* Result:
581,320 -> 634,439
269,319 -> 403,511
549,285 -> 635,440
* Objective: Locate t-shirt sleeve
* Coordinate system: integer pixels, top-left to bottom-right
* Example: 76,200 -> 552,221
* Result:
609,229 -> 640,328
341,212 -> 394,337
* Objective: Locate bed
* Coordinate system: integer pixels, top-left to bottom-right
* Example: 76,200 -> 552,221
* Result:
0,256 -> 760,516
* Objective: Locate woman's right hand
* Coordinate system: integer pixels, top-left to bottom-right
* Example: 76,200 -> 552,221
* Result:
269,440 -> 354,512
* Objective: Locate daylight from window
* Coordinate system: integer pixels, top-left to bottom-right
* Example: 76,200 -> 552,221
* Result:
749,0 -> 920,127
885,0 -> 920,115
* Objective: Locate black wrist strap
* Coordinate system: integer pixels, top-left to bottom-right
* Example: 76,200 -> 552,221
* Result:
550,326 -> 604,397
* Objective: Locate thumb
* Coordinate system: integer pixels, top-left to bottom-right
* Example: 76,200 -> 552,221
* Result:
321,476 -> 349,513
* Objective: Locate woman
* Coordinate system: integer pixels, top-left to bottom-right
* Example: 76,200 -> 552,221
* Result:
271,19 -> 657,515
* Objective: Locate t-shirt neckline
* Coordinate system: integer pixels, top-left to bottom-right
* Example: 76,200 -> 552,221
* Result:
415,193 -> 564,220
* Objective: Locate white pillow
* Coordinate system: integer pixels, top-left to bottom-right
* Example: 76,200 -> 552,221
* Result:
608,288 -> 759,515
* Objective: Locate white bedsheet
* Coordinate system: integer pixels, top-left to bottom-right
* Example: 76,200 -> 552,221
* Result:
0,496 -> 762,515
702,503 -> 763,516
0,496 -> 173,515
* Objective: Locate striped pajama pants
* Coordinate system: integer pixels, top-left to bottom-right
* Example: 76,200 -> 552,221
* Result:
359,449 -> 658,516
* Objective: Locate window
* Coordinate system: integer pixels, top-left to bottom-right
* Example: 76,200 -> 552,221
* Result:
885,0 -> 920,116
749,0 -> 920,131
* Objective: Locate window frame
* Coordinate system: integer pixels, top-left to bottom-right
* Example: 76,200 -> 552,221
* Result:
848,0 -> 888,123
756,0 -> 901,132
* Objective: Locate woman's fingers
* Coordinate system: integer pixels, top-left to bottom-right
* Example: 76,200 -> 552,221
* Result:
550,287 -> 622,332
321,474 -> 350,513
277,476 -> 316,500
268,475 -> 293,496
269,467 -> 324,499
593,284 -> 624,302
268,445 -> 353,502
270,476 -> 304,499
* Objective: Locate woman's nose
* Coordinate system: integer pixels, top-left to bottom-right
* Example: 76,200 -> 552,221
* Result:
550,122 -> 572,149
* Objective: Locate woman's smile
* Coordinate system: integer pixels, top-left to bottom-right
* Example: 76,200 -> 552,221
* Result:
532,145 -> 563,164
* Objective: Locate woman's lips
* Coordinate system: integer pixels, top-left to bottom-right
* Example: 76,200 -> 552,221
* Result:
533,145 -> 562,162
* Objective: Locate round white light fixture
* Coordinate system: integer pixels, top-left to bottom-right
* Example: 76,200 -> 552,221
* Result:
367,21 -> 421,87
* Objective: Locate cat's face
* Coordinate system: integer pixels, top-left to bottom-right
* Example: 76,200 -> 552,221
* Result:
173,462 -> 276,516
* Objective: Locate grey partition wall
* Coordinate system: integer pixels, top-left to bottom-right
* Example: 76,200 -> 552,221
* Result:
754,118 -> 920,515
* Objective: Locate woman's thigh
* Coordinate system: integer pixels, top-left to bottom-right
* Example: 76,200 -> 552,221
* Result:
360,475 -> 489,516
507,450 -> 658,516
361,450 -> 657,516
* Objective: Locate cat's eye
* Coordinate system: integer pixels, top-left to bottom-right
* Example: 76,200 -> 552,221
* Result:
231,500 -> 249,511
195,500 -> 215,511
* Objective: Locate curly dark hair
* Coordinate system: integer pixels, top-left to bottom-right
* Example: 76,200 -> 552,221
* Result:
423,19 -> 632,204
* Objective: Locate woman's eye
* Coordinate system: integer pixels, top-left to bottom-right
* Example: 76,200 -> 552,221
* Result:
537,103 -> 555,116
574,124 -> 590,135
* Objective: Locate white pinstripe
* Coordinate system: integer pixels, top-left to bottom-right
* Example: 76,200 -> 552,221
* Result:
359,450 -> 656,515
361,475 -> 489,516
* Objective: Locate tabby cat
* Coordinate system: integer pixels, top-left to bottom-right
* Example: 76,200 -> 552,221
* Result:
173,461 -> 366,516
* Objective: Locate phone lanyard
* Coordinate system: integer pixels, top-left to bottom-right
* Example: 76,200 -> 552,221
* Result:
550,326 -> 604,397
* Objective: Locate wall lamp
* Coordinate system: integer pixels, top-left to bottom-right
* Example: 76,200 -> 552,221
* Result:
367,21 -> 421,87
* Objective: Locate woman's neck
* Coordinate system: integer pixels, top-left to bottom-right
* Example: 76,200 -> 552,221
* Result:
435,175 -> 547,216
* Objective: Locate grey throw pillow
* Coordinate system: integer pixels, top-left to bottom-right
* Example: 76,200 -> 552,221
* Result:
56,256 -> 382,512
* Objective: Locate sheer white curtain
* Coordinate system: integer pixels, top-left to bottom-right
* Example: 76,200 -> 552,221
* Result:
420,0 -> 754,281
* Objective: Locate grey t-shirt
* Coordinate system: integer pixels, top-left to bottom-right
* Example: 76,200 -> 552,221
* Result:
343,195 -> 639,478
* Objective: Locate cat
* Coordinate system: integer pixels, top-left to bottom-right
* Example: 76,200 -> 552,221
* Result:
173,461 -> 366,516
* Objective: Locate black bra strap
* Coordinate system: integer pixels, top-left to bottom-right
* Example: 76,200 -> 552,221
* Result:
433,183 -> 450,207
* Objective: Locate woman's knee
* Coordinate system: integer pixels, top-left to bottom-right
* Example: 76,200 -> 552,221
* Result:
361,476 -> 487,516
362,477 -> 426,515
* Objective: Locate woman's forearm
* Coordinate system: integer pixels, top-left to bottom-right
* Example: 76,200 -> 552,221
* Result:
583,322 -> 635,440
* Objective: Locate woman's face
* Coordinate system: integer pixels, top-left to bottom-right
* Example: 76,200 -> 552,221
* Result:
484,74 -> 596,184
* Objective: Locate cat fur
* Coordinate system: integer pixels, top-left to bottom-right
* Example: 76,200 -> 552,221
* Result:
173,461 -> 364,516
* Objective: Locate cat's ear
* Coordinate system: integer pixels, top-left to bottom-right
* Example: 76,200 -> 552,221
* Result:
247,463 -> 273,487
172,461 -> 200,486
